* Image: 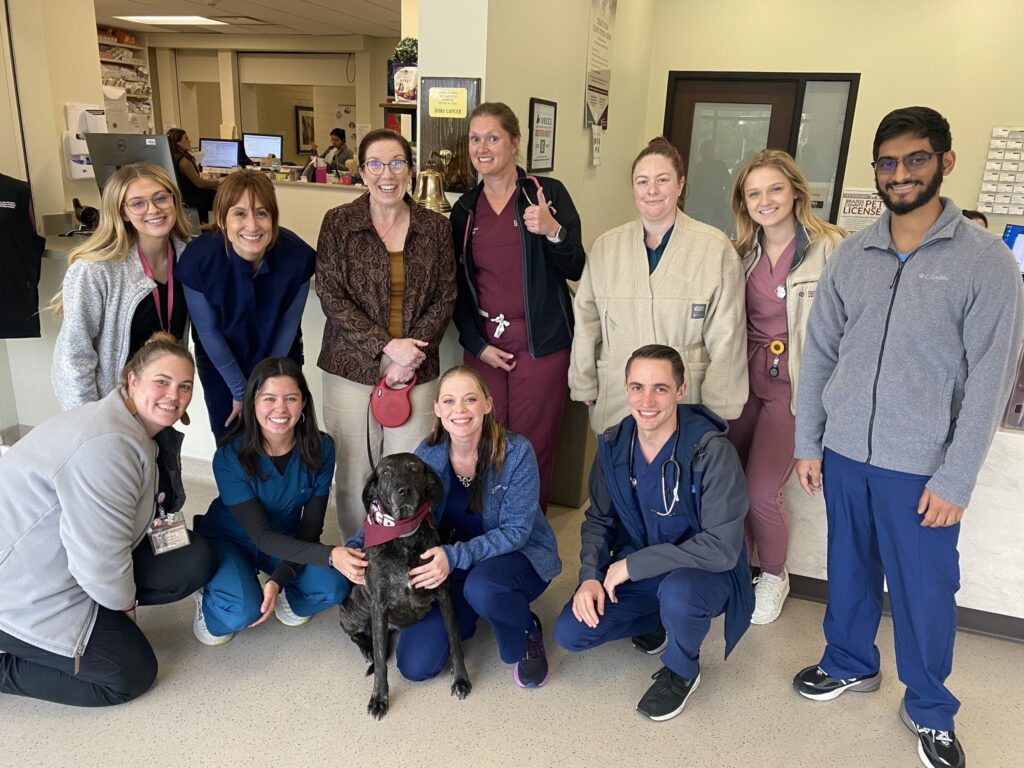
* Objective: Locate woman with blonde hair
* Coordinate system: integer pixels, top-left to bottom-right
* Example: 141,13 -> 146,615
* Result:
52,162 -> 192,410
726,148 -> 845,625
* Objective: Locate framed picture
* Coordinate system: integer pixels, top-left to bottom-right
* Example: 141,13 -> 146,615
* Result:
295,106 -> 315,153
527,98 -> 557,173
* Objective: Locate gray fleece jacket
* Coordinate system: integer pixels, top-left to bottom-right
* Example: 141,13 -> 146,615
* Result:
0,390 -> 161,658
52,237 -> 188,410
795,198 -> 1024,507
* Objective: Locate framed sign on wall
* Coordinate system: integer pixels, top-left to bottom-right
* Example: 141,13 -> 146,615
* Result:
528,98 -> 557,173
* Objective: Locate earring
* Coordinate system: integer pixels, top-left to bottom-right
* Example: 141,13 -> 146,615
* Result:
180,411 -> 191,426
124,396 -> 138,415
299,412 -> 306,424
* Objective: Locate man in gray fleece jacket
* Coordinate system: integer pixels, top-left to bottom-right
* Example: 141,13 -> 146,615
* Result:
791,107 -> 1024,768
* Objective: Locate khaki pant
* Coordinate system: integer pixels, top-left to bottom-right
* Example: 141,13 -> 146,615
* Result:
321,363 -> 438,539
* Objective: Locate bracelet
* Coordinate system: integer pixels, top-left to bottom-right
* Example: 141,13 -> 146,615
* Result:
328,553 -> 334,569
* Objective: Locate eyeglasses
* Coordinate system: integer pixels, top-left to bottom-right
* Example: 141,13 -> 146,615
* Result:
123,192 -> 175,214
871,151 -> 943,174
360,159 -> 409,176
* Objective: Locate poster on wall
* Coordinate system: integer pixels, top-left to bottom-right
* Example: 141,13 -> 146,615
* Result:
527,98 -> 557,173
584,0 -> 616,129
837,188 -> 885,232
977,127 -> 1024,216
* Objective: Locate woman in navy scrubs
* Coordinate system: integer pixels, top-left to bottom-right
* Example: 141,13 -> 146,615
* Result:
190,357 -> 358,645
176,170 -> 315,439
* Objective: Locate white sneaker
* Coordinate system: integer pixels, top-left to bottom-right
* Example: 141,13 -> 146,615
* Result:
192,590 -> 233,646
750,569 -> 790,625
274,590 -> 311,627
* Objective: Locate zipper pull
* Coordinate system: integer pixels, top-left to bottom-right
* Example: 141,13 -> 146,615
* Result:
889,259 -> 905,290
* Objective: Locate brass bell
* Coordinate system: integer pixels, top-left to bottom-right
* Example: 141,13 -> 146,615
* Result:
412,149 -> 452,213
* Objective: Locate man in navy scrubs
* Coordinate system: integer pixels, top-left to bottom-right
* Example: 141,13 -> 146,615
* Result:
792,106 -> 1024,768
554,344 -> 753,721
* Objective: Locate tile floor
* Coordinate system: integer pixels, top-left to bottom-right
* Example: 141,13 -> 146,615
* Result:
2,476 -> 1021,768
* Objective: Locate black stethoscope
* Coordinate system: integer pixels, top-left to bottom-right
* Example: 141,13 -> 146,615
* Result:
628,426 -> 682,517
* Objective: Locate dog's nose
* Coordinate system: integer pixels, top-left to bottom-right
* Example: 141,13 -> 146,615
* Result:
395,485 -> 409,498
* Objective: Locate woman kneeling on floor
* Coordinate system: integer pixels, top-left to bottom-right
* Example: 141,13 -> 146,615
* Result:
0,333 -> 216,706
191,357 -> 359,645
347,365 -> 562,687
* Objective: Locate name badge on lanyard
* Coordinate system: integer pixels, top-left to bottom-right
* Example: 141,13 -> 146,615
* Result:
137,243 -> 175,333
147,492 -> 190,555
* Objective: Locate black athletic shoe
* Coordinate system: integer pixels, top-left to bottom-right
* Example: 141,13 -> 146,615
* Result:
793,664 -> 881,701
513,613 -> 549,689
900,701 -> 966,768
631,624 -> 668,654
635,666 -> 700,721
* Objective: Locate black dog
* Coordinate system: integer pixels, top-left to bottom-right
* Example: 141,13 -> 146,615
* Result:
339,453 -> 471,719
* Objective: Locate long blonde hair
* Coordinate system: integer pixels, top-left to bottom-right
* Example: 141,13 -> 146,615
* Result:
51,162 -> 191,315
730,149 -> 845,256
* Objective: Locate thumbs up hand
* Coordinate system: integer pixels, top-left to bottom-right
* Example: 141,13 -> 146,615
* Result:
522,186 -> 559,238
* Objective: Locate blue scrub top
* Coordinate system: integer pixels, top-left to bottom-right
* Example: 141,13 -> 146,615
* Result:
175,227 -> 315,373
632,433 -> 694,546
438,465 -> 485,544
203,434 -> 335,547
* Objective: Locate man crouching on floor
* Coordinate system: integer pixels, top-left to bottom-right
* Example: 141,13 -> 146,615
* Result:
554,344 -> 754,721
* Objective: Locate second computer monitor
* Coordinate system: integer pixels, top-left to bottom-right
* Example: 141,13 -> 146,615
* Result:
199,138 -> 244,168
242,133 -> 284,160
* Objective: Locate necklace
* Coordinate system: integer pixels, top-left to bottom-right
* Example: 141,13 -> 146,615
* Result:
373,208 -> 406,243
455,473 -> 474,488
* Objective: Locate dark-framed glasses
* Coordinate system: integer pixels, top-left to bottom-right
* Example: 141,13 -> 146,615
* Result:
871,151 -> 943,174
123,192 -> 175,214
361,159 -> 409,176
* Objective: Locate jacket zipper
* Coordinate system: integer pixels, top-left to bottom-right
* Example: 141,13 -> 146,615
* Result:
513,181 -> 536,358
865,255 -> 908,462
457,201 -> 484,345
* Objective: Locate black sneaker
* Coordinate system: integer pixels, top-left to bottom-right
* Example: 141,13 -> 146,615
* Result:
636,666 -> 700,721
793,664 -> 881,701
513,613 -> 549,689
899,700 -> 966,768
631,624 -> 668,654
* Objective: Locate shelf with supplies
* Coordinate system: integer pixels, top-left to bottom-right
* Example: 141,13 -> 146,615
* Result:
96,26 -> 154,135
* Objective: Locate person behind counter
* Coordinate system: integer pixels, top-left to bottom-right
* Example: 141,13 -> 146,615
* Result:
315,128 -> 457,537
176,170 -> 315,440
167,128 -> 221,225
450,102 -> 586,513
190,357 -> 354,646
725,149 -> 846,625
51,162 -> 192,410
311,128 -> 356,173
569,137 -> 748,434
0,333 -> 217,707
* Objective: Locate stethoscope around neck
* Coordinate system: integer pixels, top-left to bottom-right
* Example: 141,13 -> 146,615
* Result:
628,425 -> 682,517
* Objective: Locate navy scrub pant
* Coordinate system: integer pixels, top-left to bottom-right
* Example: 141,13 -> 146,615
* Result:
396,551 -> 549,681
553,567 -> 732,680
0,532 -> 217,707
819,448 -> 961,731
198,534 -> 350,637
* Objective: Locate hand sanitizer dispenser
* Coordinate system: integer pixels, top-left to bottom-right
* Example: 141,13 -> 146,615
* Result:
62,103 -> 107,180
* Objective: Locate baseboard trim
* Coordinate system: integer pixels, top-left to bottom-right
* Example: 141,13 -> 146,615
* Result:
789,574 -> 1024,644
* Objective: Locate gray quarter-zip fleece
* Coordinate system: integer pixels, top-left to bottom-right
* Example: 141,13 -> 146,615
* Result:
795,198 -> 1024,507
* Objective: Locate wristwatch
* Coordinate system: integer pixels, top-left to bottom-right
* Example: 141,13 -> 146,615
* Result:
548,225 -> 566,244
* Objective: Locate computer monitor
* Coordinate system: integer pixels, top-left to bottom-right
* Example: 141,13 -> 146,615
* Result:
84,133 -> 178,191
199,138 -> 244,168
1004,224 -> 1024,274
242,133 -> 284,160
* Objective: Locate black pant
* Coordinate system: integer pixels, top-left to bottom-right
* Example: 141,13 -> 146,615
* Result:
0,531 -> 216,707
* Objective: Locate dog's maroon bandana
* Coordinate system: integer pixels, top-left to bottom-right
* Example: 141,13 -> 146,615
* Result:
363,499 -> 434,547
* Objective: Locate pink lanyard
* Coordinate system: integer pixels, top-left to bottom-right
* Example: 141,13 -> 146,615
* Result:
137,242 -> 174,333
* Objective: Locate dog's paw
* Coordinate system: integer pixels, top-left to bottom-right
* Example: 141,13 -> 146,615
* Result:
367,693 -> 389,719
451,678 -> 472,700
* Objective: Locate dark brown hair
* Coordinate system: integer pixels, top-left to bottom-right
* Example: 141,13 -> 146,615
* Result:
357,128 -> 413,166
212,170 -> 280,250
425,365 -> 508,513
222,357 -> 327,479
632,137 -> 685,180
625,344 -> 685,388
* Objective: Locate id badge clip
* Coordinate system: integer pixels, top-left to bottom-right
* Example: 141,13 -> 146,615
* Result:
147,492 -> 190,555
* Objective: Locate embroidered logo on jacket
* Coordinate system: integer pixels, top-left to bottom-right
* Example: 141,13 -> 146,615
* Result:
918,273 -> 950,281
691,303 -> 707,319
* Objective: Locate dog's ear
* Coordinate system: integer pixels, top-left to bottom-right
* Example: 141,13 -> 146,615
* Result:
424,464 -> 445,504
361,469 -> 379,511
